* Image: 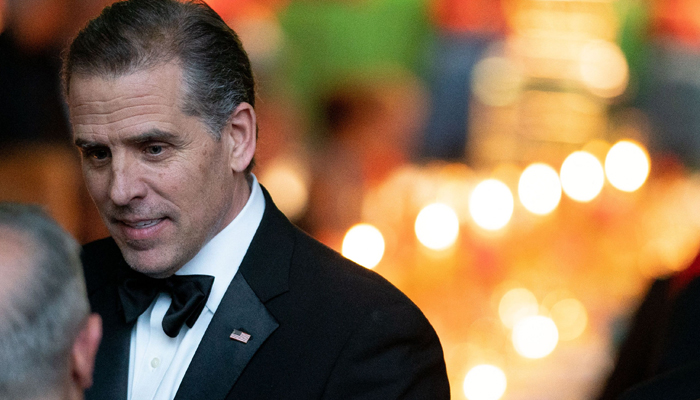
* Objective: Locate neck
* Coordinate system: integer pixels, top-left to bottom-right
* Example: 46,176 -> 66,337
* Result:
215,172 -> 252,239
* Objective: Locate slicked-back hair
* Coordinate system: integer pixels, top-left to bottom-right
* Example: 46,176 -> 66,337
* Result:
62,0 -> 256,147
0,204 -> 88,400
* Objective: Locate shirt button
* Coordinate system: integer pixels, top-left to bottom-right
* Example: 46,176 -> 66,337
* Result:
151,357 -> 161,368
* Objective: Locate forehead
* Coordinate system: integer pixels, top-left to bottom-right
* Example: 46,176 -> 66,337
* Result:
68,63 -> 188,138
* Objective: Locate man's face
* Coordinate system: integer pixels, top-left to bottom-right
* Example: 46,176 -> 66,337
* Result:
69,63 -> 244,277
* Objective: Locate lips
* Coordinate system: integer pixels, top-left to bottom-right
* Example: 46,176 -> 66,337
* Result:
114,217 -> 168,242
123,219 -> 162,229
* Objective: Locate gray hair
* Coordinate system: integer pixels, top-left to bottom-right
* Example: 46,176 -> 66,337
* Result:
0,203 -> 89,399
62,0 -> 256,167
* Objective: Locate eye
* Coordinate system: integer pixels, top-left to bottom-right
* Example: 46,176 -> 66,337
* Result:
145,145 -> 163,155
87,148 -> 110,161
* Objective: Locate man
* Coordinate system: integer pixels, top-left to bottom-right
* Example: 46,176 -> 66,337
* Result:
63,1 -> 450,399
0,203 -> 102,400
597,250 -> 700,400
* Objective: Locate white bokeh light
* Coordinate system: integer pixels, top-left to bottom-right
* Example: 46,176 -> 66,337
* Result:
415,203 -> 459,250
463,364 -> 507,400
518,163 -> 562,215
605,140 -> 650,192
560,151 -> 605,202
342,224 -> 385,269
469,179 -> 514,231
258,158 -> 309,220
579,40 -> 629,98
512,316 -> 559,359
498,288 -> 539,329
549,298 -> 588,341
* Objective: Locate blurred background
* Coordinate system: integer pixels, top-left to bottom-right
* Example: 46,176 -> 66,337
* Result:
3,0 -> 700,398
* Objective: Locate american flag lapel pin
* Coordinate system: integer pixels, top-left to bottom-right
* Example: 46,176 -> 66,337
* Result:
230,329 -> 252,344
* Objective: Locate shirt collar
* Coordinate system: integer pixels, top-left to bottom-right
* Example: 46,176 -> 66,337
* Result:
175,174 -> 266,314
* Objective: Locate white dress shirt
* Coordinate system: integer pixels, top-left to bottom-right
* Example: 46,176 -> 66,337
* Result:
127,176 -> 266,400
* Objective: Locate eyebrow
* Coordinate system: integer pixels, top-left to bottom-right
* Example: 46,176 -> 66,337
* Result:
124,129 -> 179,145
74,129 -> 179,149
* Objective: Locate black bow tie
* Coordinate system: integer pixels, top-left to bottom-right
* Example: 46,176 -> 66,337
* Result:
118,271 -> 215,338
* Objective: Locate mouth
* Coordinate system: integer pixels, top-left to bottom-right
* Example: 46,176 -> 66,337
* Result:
121,218 -> 164,229
113,217 -> 168,242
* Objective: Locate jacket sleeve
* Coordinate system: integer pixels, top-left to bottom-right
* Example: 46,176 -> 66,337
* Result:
595,278 -> 671,400
320,301 -> 450,400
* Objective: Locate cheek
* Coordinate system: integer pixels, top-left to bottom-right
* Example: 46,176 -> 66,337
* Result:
152,166 -> 201,207
82,167 -> 109,202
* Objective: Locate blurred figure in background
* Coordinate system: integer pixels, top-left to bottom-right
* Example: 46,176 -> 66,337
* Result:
641,0 -> 700,169
420,0 -> 506,161
0,0 -> 73,146
599,8 -> 700,394
0,203 -> 101,400
0,0 -> 110,243
597,248 -> 700,399
302,72 -> 427,247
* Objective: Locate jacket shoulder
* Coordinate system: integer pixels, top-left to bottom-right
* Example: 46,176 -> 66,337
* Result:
288,228 -> 450,399
292,227 -> 413,304
81,237 -> 122,295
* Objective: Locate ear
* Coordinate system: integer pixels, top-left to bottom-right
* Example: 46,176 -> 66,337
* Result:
222,102 -> 257,173
71,314 -> 102,389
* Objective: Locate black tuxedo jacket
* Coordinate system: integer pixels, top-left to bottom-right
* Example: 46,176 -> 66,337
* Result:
82,190 -> 450,400
597,259 -> 700,400
617,359 -> 700,400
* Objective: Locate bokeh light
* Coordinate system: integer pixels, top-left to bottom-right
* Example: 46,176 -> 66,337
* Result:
498,288 -> 539,329
605,140 -> 650,192
579,40 -> 629,98
560,151 -> 605,202
472,56 -> 524,107
549,298 -> 588,341
469,179 -> 514,231
258,158 -> 309,220
512,316 -> 559,359
415,203 -> 459,250
518,163 -> 562,215
463,364 -> 507,400
341,223 -> 385,269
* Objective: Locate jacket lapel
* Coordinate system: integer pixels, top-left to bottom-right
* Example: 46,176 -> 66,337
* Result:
174,186 -> 293,400
174,273 -> 278,400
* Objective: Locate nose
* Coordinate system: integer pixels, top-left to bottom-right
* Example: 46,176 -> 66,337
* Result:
109,154 -> 147,206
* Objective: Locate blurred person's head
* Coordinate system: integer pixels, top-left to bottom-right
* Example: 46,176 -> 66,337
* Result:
0,203 -> 101,400
63,0 -> 258,278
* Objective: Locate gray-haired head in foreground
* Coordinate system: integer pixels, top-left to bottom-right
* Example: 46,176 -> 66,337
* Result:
62,0 -> 256,172
0,203 -> 88,400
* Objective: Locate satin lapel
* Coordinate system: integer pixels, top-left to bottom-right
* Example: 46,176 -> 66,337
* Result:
85,284 -> 133,400
174,273 -> 279,400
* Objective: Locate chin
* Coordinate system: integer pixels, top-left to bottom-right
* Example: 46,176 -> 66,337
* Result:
121,249 -> 182,278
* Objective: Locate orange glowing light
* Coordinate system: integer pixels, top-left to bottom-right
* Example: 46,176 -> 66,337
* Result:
579,40 -> 629,98
512,316 -> 559,359
518,163 -> 562,215
415,203 -> 460,250
469,179 -> 514,231
498,288 -> 539,329
258,158 -> 309,220
560,151 -> 605,202
549,298 -> 588,341
605,140 -> 650,192
341,223 -> 385,269
463,364 -> 507,400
